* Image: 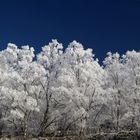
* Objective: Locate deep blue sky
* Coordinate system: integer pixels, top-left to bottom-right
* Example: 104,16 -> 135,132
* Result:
0,0 -> 140,61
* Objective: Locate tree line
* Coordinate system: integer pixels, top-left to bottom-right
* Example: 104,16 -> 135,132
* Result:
0,40 -> 140,138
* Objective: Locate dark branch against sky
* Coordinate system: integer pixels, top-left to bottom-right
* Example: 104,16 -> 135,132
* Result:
0,0 -> 140,61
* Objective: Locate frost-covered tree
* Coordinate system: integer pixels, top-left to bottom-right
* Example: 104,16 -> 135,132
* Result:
103,52 -> 129,131
0,43 -> 46,137
37,39 -> 64,136
55,41 -> 105,135
122,51 -> 140,129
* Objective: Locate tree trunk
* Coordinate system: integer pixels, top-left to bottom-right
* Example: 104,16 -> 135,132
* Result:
116,100 -> 120,132
79,115 -> 87,137
22,113 -> 28,140
23,123 -> 27,140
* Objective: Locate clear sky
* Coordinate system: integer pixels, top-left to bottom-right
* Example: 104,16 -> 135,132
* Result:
0,0 -> 140,62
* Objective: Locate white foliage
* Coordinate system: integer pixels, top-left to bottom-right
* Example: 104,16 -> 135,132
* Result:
0,40 -> 139,136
